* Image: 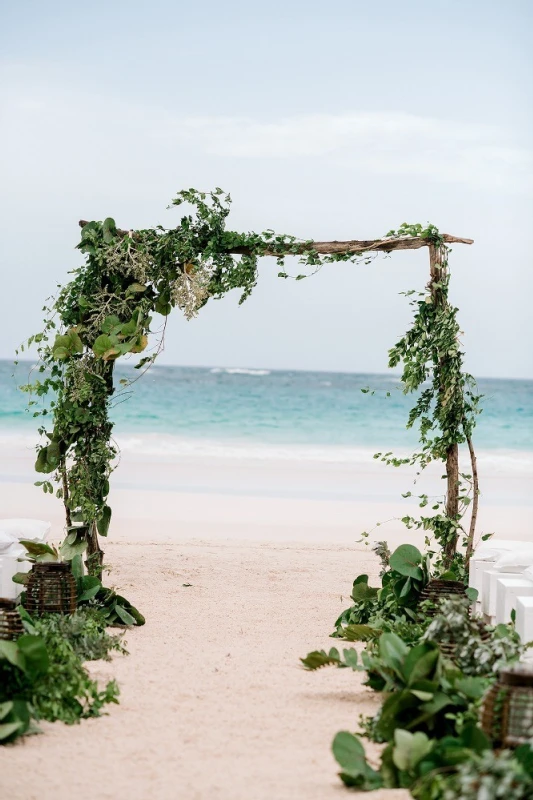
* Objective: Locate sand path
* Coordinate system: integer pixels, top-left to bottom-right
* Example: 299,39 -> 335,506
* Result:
1,539 -> 408,800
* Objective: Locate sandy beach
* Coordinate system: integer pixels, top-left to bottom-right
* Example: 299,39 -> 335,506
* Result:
1,442 -> 531,799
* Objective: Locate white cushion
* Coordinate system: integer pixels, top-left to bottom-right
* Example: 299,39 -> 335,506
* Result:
0,519 -> 51,542
0,530 -> 18,554
493,547 -> 533,573
0,554 -> 30,600
473,539 -> 533,561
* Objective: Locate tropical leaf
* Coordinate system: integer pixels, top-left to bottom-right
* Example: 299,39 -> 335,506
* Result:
390,544 -> 424,580
300,648 -> 341,671
342,624 -> 382,642
332,731 -> 383,790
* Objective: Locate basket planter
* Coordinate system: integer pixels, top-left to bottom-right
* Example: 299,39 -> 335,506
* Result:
481,664 -> 533,747
417,579 -> 467,614
0,597 -> 24,640
438,625 -> 491,661
24,562 -> 77,616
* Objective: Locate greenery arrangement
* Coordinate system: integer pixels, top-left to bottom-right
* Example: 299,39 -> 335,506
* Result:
303,594 -> 531,796
17,192 -> 476,578
3,545 -> 135,746
0,604 -> 126,744
13,542 -> 145,627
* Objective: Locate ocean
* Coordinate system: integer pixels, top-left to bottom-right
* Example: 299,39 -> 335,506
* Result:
1,360 -> 532,467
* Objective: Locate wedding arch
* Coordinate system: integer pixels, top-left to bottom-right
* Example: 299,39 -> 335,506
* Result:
20,189 -> 477,578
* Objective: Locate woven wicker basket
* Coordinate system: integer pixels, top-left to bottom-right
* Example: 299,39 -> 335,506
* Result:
24,562 -> 77,616
418,579 -> 467,614
481,664 -> 533,747
0,597 -> 24,640
438,625 -> 491,661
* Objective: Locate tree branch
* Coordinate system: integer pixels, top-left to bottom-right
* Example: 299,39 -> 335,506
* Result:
465,436 -> 480,569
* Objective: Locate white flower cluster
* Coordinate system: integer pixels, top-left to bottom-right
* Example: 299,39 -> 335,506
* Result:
170,265 -> 211,320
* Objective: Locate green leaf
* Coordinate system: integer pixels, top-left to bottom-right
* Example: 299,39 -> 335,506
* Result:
16,635 -> 49,680
60,537 -> 87,561
342,649 -> 360,669
300,649 -> 341,670
389,544 -> 424,579
102,217 -> 117,243
93,334 -> 119,359
454,676 -> 486,699
70,554 -> 84,580
19,539 -> 57,558
51,330 -> 83,360
459,724 -> 490,754
404,643 -> 439,685
130,334 -> 148,353
332,731 -> 366,770
0,722 -> 24,741
97,505 -> 112,537
378,632 -> 410,672
46,440 -> 61,469
332,732 -> 383,790
392,729 -> 432,771
113,604 -> 136,626
35,447 -> 49,473
342,624 -> 382,642
0,640 -> 23,668
100,315 -> 122,334
515,741 -> 533,778
125,282 -> 146,295
351,582 -> 379,602
120,318 -> 138,336
78,576 -> 102,602
11,571 -> 30,585
410,689 -> 434,701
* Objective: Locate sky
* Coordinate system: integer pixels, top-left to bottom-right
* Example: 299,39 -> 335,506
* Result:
1,0 -> 532,378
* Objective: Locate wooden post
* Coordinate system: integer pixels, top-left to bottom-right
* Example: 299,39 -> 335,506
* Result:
85,521 -> 104,578
429,243 -> 459,567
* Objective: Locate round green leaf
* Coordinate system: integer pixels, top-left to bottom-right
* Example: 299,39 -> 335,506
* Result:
389,544 -> 423,579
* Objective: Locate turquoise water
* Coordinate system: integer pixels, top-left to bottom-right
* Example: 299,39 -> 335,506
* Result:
1,359 -> 532,454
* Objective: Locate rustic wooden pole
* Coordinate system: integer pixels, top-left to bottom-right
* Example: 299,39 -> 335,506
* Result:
85,521 -> 104,578
465,436 -> 480,568
78,221 -> 473,255
429,243 -> 460,568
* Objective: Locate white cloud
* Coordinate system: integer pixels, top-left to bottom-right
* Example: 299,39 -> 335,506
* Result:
168,112 -> 532,192
1,74 -> 531,195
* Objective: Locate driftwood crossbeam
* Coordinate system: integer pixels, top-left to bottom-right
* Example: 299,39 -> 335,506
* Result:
78,221 -> 473,255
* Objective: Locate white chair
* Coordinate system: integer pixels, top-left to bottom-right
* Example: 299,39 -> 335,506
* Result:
469,540 -> 533,608
482,569 -> 522,621
480,547 -> 533,622
495,577 -> 533,625
516,596 -> 533,660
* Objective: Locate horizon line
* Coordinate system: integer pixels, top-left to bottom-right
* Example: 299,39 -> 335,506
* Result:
4,357 -> 532,383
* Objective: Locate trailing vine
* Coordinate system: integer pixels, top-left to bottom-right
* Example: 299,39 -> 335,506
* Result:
362,223 -> 482,576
